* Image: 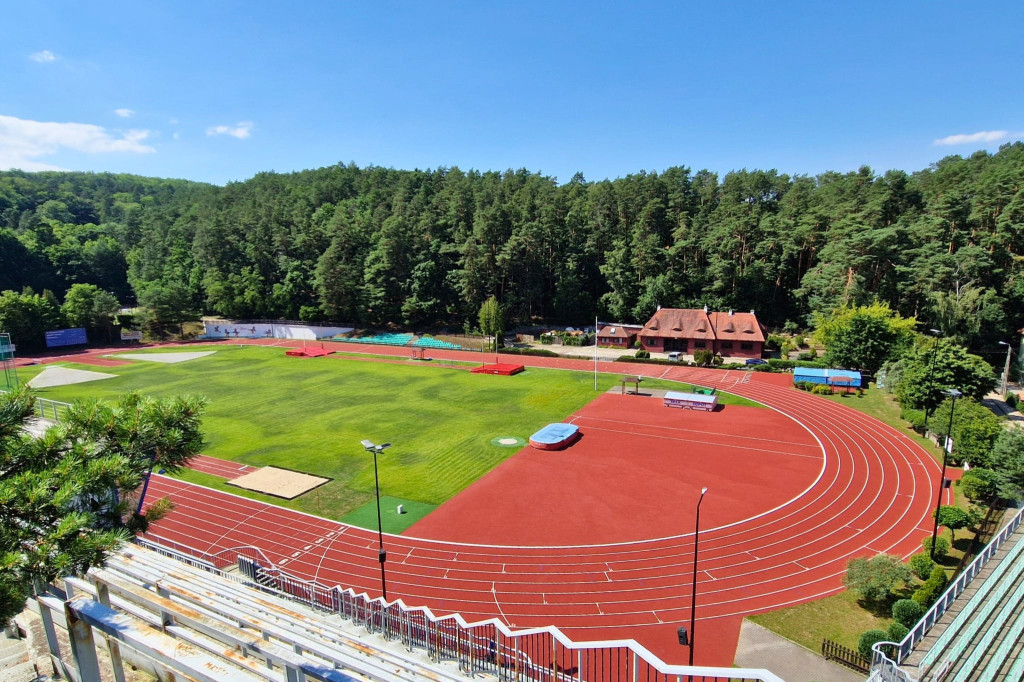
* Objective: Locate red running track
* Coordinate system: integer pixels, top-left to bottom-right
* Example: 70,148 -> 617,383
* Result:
145,345 -> 940,668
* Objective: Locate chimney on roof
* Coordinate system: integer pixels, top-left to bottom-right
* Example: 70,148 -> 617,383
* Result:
729,309 -> 733,316
657,304 -> 661,311
703,305 -> 708,313
751,310 -> 755,315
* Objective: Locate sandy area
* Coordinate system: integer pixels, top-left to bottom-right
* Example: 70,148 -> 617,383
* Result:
107,351 -> 216,364
27,366 -> 117,388
227,466 -> 330,499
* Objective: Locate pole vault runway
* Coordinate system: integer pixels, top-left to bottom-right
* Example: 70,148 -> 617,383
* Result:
146,352 -> 940,667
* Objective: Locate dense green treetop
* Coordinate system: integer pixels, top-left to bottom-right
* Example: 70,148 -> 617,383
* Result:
0,389 -> 206,622
2,146 -> 1024,348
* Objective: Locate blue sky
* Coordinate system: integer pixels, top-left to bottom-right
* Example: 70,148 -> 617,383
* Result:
2,2 -> 1022,185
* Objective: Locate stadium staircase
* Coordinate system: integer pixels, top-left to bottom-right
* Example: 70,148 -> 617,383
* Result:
875,513 -> 1024,682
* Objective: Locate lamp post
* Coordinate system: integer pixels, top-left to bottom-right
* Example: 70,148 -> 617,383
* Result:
689,487 -> 708,668
929,390 -> 961,559
998,341 -> 1013,397
923,329 -> 942,428
361,439 -> 391,600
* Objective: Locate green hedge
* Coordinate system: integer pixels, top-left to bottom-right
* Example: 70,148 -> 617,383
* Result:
497,347 -> 560,357
767,358 -> 829,370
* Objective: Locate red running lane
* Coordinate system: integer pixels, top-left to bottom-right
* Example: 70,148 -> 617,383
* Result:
142,344 -> 939,667
187,454 -> 258,479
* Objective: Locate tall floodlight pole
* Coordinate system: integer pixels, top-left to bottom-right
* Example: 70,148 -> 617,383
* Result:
689,487 -> 708,669
930,390 -> 961,559
923,329 -> 942,428
594,317 -> 599,391
998,341 -> 1012,397
361,439 -> 391,599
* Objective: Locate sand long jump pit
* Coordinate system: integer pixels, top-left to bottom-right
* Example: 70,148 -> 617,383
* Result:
227,466 -> 331,500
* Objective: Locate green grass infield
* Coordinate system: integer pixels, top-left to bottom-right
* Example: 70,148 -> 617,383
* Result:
24,345 -> 763,523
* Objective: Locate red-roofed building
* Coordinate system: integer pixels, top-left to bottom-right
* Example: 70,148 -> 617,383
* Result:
596,324 -> 642,349
638,307 -> 766,359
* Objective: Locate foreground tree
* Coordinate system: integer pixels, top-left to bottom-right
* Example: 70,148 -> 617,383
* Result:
814,302 -> 917,375
478,296 -> 505,350
0,389 -> 206,623
990,429 -> 1024,501
890,340 -> 997,412
61,283 -> 120,342
843,554 -> 913,605
933,506 -> 972,545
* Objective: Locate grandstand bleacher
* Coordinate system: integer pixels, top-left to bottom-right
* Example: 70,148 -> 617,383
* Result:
331,333 -> 413,346
872,507 -> 1024,682
27,540 -> 786,682
413,336 -> 463,350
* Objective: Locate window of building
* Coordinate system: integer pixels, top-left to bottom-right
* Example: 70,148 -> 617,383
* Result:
741,342 -> 753,350
721,341 -> 733,349
695,341 -> 706,349
643,337 -> 660,346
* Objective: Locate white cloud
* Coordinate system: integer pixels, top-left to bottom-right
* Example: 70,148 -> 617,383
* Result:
169,117 -> 179,125
933,130 -> 1010,146
0,114 -> 155,171
114,108 -> 135,118
172,131 -> 180,140
30,50 -> 57,63
206,121 -> 254,139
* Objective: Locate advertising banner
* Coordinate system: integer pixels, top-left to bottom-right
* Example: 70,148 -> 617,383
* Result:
45,327 -> 88,348
120,329 -> 144,341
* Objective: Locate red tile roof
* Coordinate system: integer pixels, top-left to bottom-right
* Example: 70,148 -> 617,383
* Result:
641,309 -> 716,340
597,325 -> 641,338
709,311 -> 765,343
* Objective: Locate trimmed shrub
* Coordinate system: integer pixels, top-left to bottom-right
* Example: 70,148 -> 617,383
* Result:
913,565 -> 949,607
960,468 -> 1000,503
811,384 -> 833,395
769,358 -> 829,370
635,349 -> 650,359
495,347 -> 559,357
858,629 -> 890,659
899,407 -> 927,431
922,536 -> 949,560
694,349 -> 714,366
892,598 -> 924,627
1006,392 -> 1018,409
887,622 -> 910,642
908,553 -> 934,580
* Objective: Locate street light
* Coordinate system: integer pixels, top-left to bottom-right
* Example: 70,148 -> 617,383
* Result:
998,341 -> 1013,397
361,439 -> 391,600
923,329 -> 942,428
929,390 -> 961,560
689,487 -> 708,668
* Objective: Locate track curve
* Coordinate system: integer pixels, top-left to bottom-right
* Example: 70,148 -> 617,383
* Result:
147,348 -> 939,666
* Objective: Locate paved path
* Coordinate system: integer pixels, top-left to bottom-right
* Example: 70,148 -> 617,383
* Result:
734,621 -> 864,682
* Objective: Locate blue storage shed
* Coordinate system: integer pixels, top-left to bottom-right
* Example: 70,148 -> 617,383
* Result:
794,367 -> 830,385
794,367 -> 863,389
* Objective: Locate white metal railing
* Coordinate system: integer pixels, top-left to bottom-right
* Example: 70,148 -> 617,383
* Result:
0,389 -> 73,423
869,505 -> 1024,678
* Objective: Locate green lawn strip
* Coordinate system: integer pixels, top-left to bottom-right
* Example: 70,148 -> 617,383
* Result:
748,590 -> 893,652
340,496 -> 437,534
